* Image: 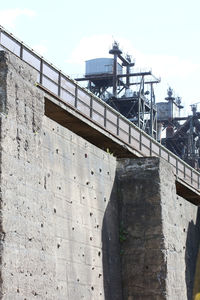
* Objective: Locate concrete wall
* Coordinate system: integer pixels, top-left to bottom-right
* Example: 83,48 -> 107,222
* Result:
117,158 -> 200,300
0,50 -> 199,300
0,51 -> 122,299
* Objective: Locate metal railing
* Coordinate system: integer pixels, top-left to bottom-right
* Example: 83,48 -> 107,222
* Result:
0,25 -> 199,192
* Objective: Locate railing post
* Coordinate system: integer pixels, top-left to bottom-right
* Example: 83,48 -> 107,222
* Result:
191,169 -> 193,185
75,85 -> 78,108
117,115 -> 119,136
40,59 -> 43,85
150,139 -> 152,156
104,106 -> 107,128
58,72 -> 61,97
176,159 -> 178,175
139,132 -> 142,151
159,145 -> 161,157
128,124 -> 131,144
90,96 -> 93,118
20,44 -> 23,59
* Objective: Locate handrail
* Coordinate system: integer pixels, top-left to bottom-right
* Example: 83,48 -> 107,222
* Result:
0,25 -> 199,192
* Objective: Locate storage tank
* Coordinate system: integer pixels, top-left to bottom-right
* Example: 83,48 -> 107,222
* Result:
157,101 -> 179,121
85,58 -> 122,76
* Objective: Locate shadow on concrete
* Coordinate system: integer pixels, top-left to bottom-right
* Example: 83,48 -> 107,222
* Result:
185,207 -> 200,300
102,177 -> 123,300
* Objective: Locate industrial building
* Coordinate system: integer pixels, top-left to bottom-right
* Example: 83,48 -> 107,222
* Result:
0,26 -> 200,300
76,42 -> 200,170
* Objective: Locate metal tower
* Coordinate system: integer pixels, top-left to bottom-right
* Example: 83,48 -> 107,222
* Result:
158,88 -> 200,169
75,42 -> 160,139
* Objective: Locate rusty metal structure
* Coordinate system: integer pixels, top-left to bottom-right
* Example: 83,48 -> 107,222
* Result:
75,42 -> 160,139
157,88 -> 200,169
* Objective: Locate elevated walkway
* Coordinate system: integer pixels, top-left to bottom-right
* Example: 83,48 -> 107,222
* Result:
1,25 -> 200,204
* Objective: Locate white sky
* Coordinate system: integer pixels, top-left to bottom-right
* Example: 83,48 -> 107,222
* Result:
0,0 -> 200,114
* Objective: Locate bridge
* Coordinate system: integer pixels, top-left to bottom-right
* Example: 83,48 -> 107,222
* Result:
0,25 -> 200,204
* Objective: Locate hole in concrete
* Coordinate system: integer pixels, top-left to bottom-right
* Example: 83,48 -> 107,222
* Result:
72,227 -> 75,231
99,168 -> 102,173
54,208 -> 56,213
57,244 -> 60,249
98,251 -> 101,257
183,228 -> 186,232
41,224 -> 43,228
32,291 -> 38,296
91,286 -> 94,291
91,170 -> 94,175
90,212 -> 93,217
90,237 -> 93,241
86,181 -> 90,185
107,171 -> 110,175
85,153 -> 88,158
56,149 -> 59,154
17,289 -> 19,293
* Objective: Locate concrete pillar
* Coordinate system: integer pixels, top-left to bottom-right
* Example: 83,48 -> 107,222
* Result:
117,157 -> 200,300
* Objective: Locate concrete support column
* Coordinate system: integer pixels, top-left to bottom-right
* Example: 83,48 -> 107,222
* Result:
117,157 -> 200,300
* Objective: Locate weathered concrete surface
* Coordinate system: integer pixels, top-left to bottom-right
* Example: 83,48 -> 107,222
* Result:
0,51 -> 122,299
0,50 -> 45,299
0,50 -> 200,300
160,159 -> 200,300
117,157 -> 200,300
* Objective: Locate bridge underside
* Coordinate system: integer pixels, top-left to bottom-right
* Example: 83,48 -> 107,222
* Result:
44,90 -> 200,205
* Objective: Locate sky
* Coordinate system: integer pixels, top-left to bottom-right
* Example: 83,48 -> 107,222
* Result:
0,0 -> 200,115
